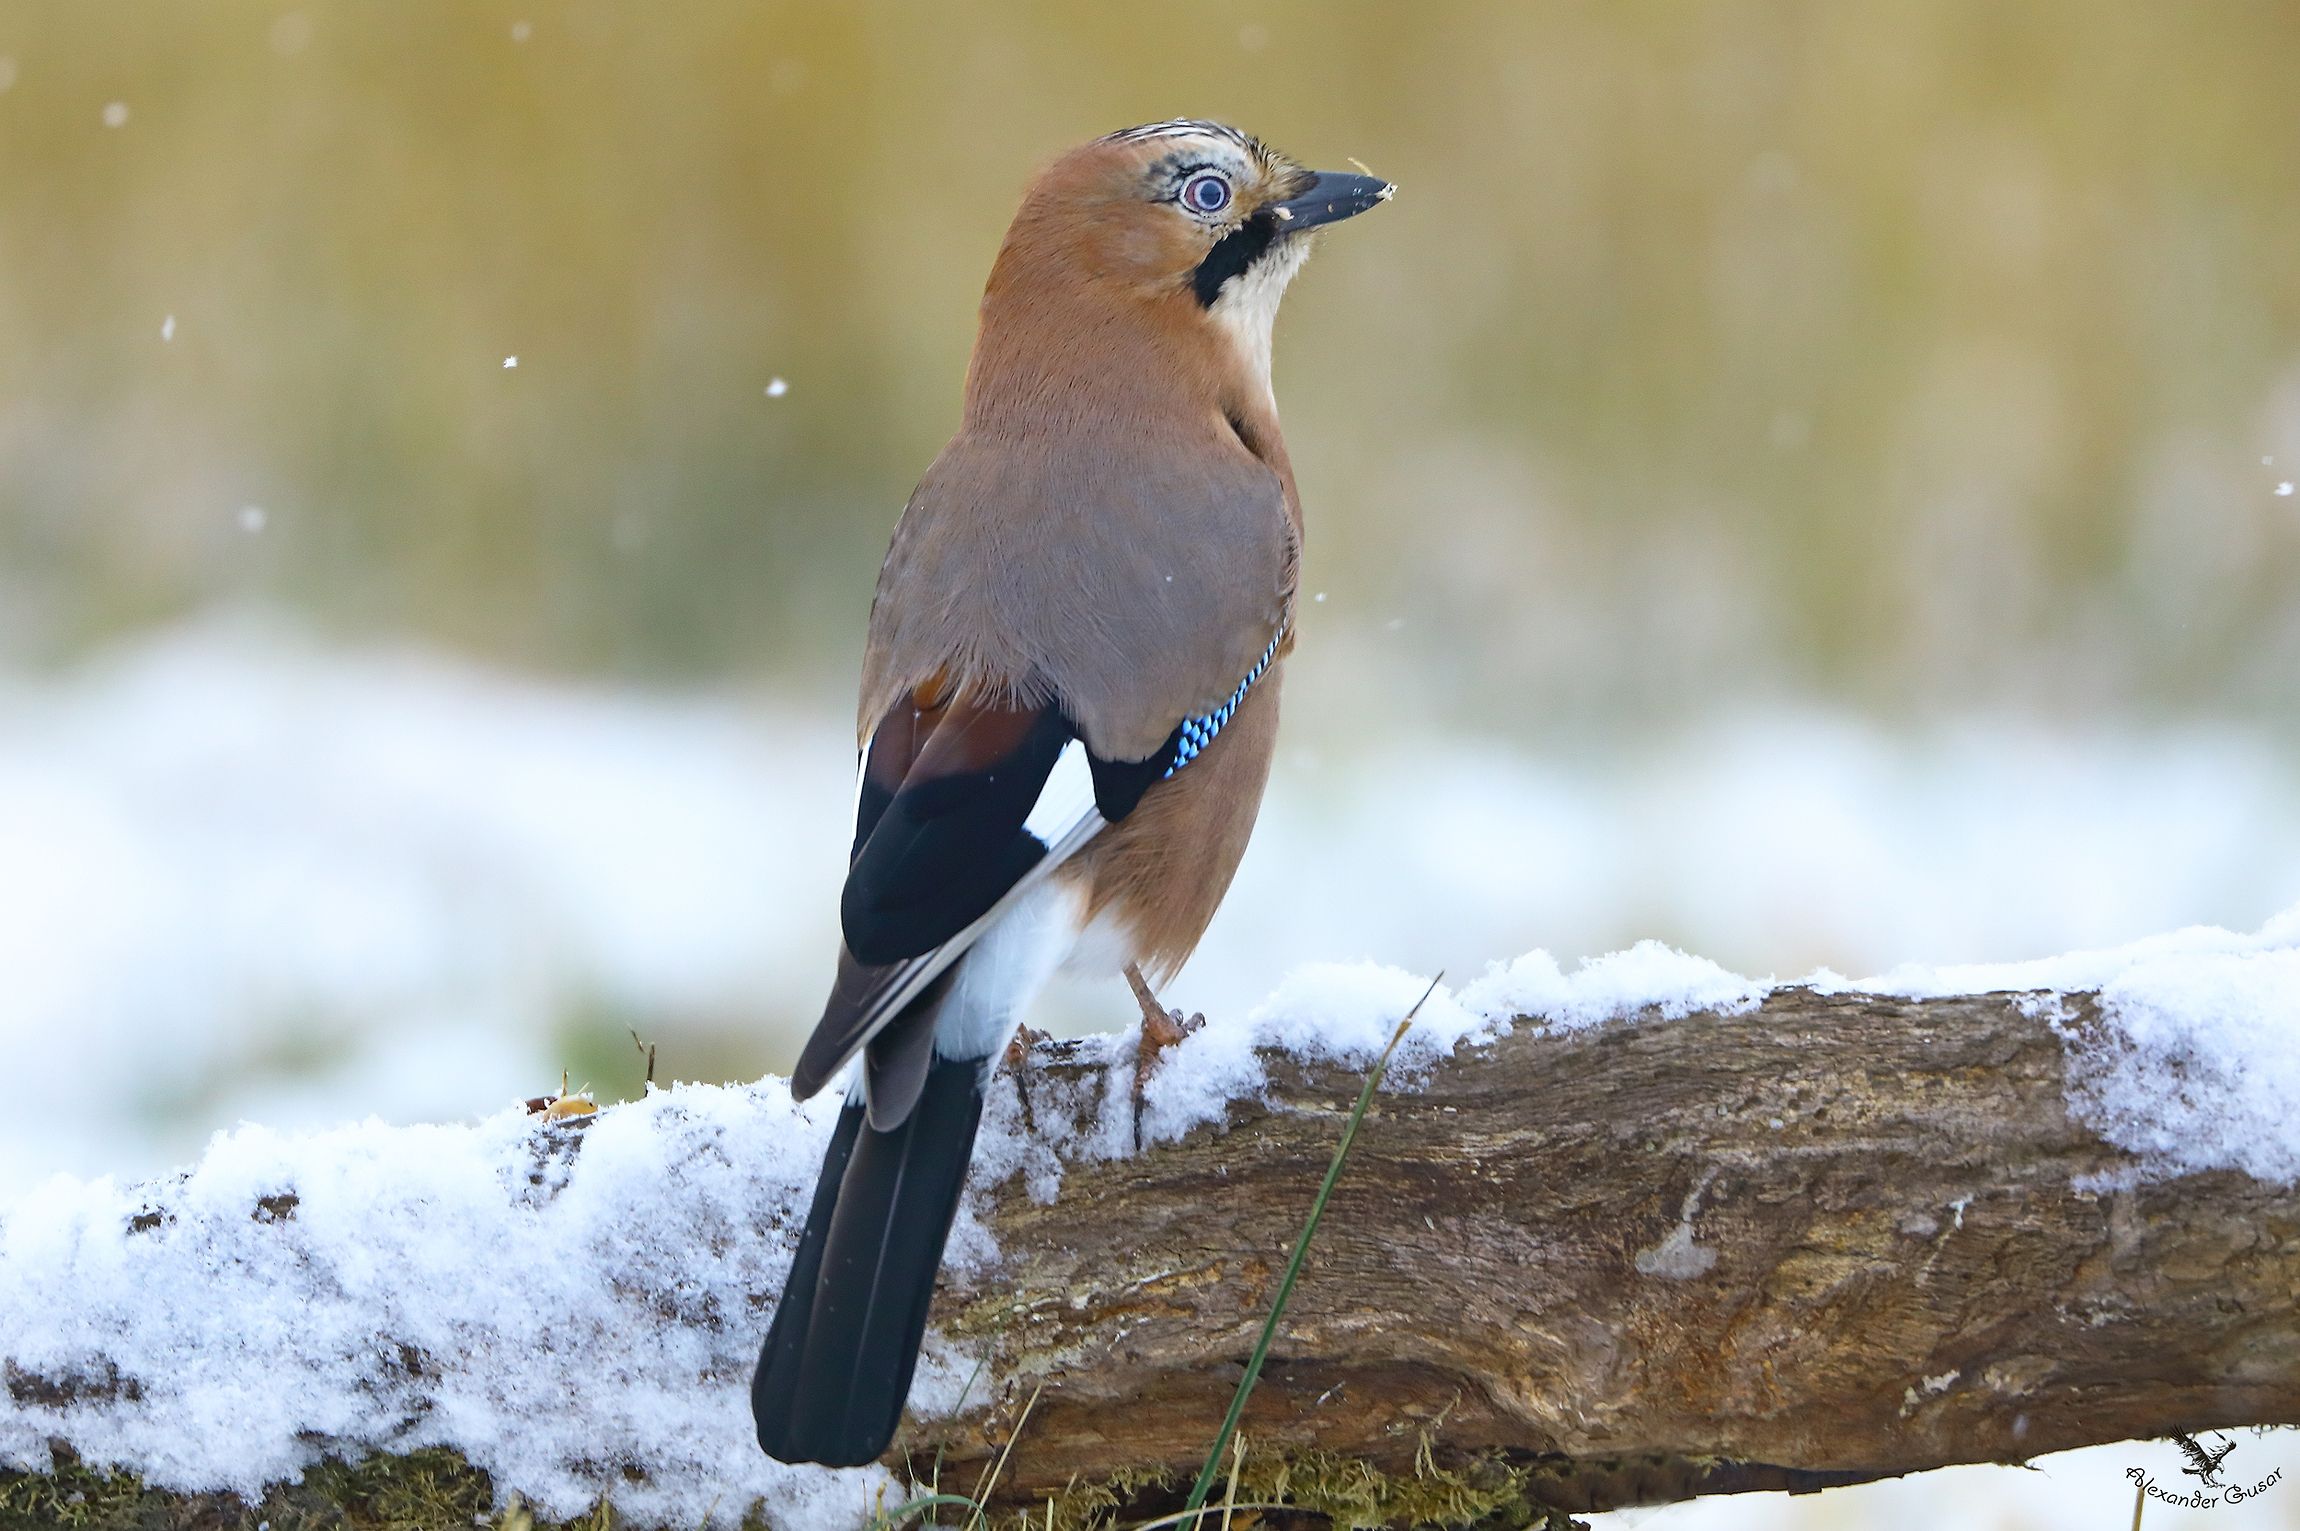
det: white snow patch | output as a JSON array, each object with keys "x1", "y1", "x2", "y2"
[
  {"x1": 1833, "y1": 905, "x2": 2300, "y2": 1000},
  {"x1": 2066, "y1": 946, "x2": 2300, "y2": 1183},
  {"x1": 1823, "y1": 908, "x2": 2300, "y2": 1184},
  {"x1": 0, "y1": 1083, "x2": 893, "y2": 1529},
  {"x1": 1132, "y1": 962, "x2": 1488, "y2": 1147},
  {"x1": 1121, "y1": 944, "x2": 1766, "y2": 1149},
  {"x1": 1462, "y1": 939, "x2": 1770, "y2": 1033}
]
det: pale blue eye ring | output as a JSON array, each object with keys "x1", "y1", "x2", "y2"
[{"x1": 1182, "y1": 173, "x2": 1232, "y2": 214}]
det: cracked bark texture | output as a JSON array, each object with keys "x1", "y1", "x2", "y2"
[{"x1": 910, "y1": 989, "x2": 2300, "y2": 1522}]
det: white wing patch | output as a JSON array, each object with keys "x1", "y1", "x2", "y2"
[
  {"x1": 1023, "y1": 736, "x2": 1099, "y2": 846},
  {"x1": 817, "y1": 742, "x2": 1110, "y2": 1077},
  {"x1": 849, "y1": 741, "x2": 871, "y2": 835}
]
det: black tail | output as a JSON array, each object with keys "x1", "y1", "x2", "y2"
[{"x1": 753, "y1": 1054, "x2": 986, "y2": 1466}]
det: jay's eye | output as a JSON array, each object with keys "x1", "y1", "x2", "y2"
[{"x1": 1181, "y1": 173, "x2": 1232, "y2": 215}]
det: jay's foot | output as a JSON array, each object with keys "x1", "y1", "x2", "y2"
[
  {"x1": 1004, "y1": 1024, "x2": 1051, "y2": 1135},
  {"x1": 1125, "y1": 963, "x2": 1203, "y2": 1149},
  {"x1": 1003, "y1": 1023, "x2": 1051, "y2": 1072}
]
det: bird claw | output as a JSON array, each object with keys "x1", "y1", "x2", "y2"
[
  {"x1": 1125, "y1": 964, "x2": 1202, "y2": 1080},
  {"x1": 1136, "y1": 1005, "x2": 1204, "y2": 1070},
  {"x1": 1004, "y1": 1023, "x2": 1051, "y2": 1072},
  {"x1": 1125, "y1": 965, "x2": 1204, "y2": 1149},
  {"x1": 1005, "y1": 1024, "x2": 1051, "y2": 1137}
]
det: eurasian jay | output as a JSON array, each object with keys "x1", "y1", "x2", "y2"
[{"x1": 751, "y1": 119, "x2": 1391, "y2": 1468}]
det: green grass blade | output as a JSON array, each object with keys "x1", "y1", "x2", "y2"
[
  {"x1": 1176, "y1": 975, "x2": 1442, "y2": 1526},
  {"x1": 963, "y1": 1378, "x2": 1046, "y2": 1530},
  {"x1": 931, "y1": 1349, "x2": 996, "y2": 1501},
  {"x1": 863, "y1": 1492, "x2": 983, "y2": 1531}
]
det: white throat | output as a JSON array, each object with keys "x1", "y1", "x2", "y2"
[{"x1": 1207, "y1": 235, "x2": 1311, "y2": 401}]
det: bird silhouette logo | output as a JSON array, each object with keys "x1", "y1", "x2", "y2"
[{"x1": 2175, "y1": 1431, "x2": 2239, "y2": 1488}]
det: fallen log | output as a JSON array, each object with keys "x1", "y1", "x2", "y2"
[{"x1": 913, "y1": 985, "x2": 2300, "y2": 1525}]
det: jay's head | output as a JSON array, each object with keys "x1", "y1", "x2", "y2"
[{"x1": 981, "y1": 120, "x2": 1391, "y2": 389}]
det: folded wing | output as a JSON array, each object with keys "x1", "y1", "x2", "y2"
[
  {"x1": 791, "y1": 687, "x2": 1115, "y2": 1105},
  {"x1": 790, "y1": 632, "x2": 1284, "y2": 1116}
]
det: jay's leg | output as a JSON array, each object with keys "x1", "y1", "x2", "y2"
[
  {"x1": 1003, "y1": 1023, "x2": 1051, "y2": 1136},
  {"x1": 1125, "y1": 962, "x2": 1203, "y2": 1149}
]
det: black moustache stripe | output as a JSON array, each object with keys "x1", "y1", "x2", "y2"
[{"x1": 1192, "y1": 211, "x2": 1280, "y2": 308}]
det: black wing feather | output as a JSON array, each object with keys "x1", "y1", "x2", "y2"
[{"x1": 839, "y1": 707, "x2": 1072, "y2": 965}]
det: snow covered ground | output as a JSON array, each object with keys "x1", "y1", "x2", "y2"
[
  {"x1": 3, "y1": 619, "x2": 2297, "y2": 1195},
  {"x1": 3, "y1": 915, "x2": 2296, "y2": 1528}
]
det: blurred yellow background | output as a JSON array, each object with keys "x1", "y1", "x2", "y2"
[{"x1": 8, "y1": 1, "x2": 2300, "y2": 722}]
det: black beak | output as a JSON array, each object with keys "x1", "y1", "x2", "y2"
[{"x1": 1269, "y1": 170, "x2": 1394, "y2": 232}]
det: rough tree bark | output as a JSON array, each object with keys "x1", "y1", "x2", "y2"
[{"x1": 910, "y1": 988, "x2": 2300, "y2": 1525}]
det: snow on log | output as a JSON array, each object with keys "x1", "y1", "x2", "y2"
[{"x1": 4, "y1": 914, "x2": 2299, "y2": 1528}]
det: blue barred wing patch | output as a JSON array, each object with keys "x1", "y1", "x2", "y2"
[{"x1": 1165, "y1": 628, "x2": 1284, "y2": 779}]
